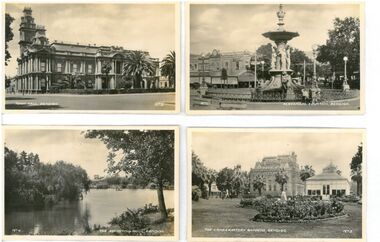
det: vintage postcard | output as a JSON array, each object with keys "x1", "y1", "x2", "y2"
[
  {"x1": 2, "y1": 126, "x2": 179, "y2": 240},
  {"x1": 3, "y1": 3, "x2": 180, "y2": 113},
  {"x1": 186, "y1": 3, "x2": 365, "y2": 114},
  {"x1": 188, "y1": 128, "x2": 366, "y2": 241}
]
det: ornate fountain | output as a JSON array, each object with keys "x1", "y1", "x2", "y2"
[{"x1": 260, "y1": 4, "x2": 304, "y2": 101}]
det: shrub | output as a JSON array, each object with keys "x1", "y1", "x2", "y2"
[
  {"x1": 192, "y1": 186, "x2": 201, "y2": 201},
  {"x1": 109, "y1": 208, "x2": 150, "y2": 230},
  {"x1": 240, "y1": 198, "x2": 254, "y2": 207},
  {"x1": 201, "y1": 184, "x2": 209, "y2": 199}
]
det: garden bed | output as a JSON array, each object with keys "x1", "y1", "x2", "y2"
[{"x1": 242, "y1": 197, "x2": 346, "y2": 223}]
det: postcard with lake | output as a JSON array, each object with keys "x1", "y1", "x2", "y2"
[
  {"x1": 3, "y1": 126, "x2": 179, "y2": 240},
  {"x1": 188, "y1": 128, "x2": 366, "y2": 241},
  {"x1": 187, "y1": 3, "x2": 364, "y2": 114},
  {"x1": 4, "y1": 3, "x2": 179, "y2": 113}
]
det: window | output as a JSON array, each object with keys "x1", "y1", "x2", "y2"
[
  {"x1": 88, "y1": 64, "x2": 93, "y2": 73},
  {"x1": 194, "y1": 64, "x2": 198, "y2": 70},
  {"x1": 73, "y1": 64, "x2": 78, "y2": 73},
  {"x1": 57, "y1": 63, "x2": 62, "y2": 72},
  {"x1": 274, "y1": 184, "x2": 277, "y2": 191},
  {"x1": 225, "y1": 62, "x2": 229, "y2": 68},
  {"x1": 236, "y1": 61, "x2": 240, "y2": 70},
  {"x1": 115, "y1": 61, "x2": 122, "y2": 74},
  {"x1": 323, "y1": 185, "x2": 330, "y2": 195},
  {"x1": 308, "y1": 190, "x2": 312, "y2": 195},
  {"x1": 40, "y1": 61, "x2": 46, "y2": 72}
]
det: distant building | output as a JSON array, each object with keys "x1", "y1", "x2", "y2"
[
  {"x1": 249, "y1": 152, "x2": 305, "y2": 196},
  {"x1": 190, "y1": 49, "x2": 258, "y2": 88},
  {"x1": 306, "y1": 163, "x2": 350, "y2": 200},
  {"x1": 14, "y1": 7, "x2": 160, "y2": 93}
]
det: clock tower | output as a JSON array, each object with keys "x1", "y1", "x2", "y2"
[{"x1": 19, "y1": 7, "x2": 37, "y2": 55}]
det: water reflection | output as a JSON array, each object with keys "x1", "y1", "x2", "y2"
[{"x1": 5, "y1": 189, "x2": 174, "y2": 235}]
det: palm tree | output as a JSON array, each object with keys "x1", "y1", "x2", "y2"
[
  {"x1": 300, "y1": 165, "x2": 315, "y2": 194},
  {"x1": 251, "y1": 175, "x2": 265, "y2": 196},
  {"x1": 275, "y1": 169, "x2": 289, "y2": 192},
  {"x1": 123, "y1": 51, "x2": 155, "y2": 89},
  {"x1": 160, "y1": 51, "x2": 176, "y2": 88}
]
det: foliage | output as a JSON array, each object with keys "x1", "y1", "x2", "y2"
[
  {"x1": 84, "y1": 130, "x2": 174, "y2": 220},
  {"x1": 4, "y1": 146, "x2": 90, "y2": 210},
  {"x1": 350, "y1": 143, "x2": 363, "y2": 196},
  {"x1": 300, "y1": 165, "x2": 316, "y2": 182},
  {"x1": 216, "y1": 167, "x2": 234, "y2": 193},
  {"x1": 192, "y1": 151, "x2": 217, "y2": 198},
  {"x1": 275, "y1": 169, "x2": 289, "y2": 192},
  {"x1": 251, "y1": 175, "x2": 265, "y2": 195},
  {"x1": 250, "y1": 197, "x2": 345, "y2": 222},
  {"x1": 160, "y1": 51, "x2": 176, "y2": 88},
  {"x1": 5, "y1": 13, "x2": 15, "y2": 65},
  {"x1": 123, "y1": 51, "x2": 155, "y2": 89},
  {"x1": 316, "y1": 17, "x2": 360, "y2": 77},
  {"x1": 109, "y1": 208, "x2": 150, "y2": 231},
  {"x1": 192, "y1": 186, "x2": 201, "y2": 201}
]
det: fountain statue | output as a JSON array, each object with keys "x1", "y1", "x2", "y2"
[{"x1": 260, "y1": 4, "x2": 304, "y2": 100}]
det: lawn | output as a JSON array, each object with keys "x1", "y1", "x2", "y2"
[{"x1": 192, "y1": 198, "x2": 362, "y2": 238}]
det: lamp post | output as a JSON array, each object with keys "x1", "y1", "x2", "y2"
[
  {"x1": 343, "y1": 56, "x2": 348, "y2": 86},
  {"x1": 200, "y1": 54, "x2": 206, "y2": 87},
  {"x1": 312, "y1": 44, "x2": 318, "y2": 86}
]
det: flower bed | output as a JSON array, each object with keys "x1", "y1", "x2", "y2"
[{"x1": 248, "y1": 197, "x2": 345, "y2": 223}]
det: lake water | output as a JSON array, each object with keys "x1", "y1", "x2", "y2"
[{"x1": 5, "y1": 189, "x2": 174, "y2": 235}]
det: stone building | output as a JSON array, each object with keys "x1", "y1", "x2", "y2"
[
  {"x1": 14, "y1": 7, "x2": 160, "y2": 93},
  {"x1": 190, "y1": 49, "x2": 258, "y2": 88},
  {"x1": 249, "y1": 152, "x2": 305, "y2": 196},
  {"x1": 306, "y1": 163, "x2": 350, "y2": 200}
]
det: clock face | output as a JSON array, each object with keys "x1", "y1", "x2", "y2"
[{"x1": 212, "y1": 49, "x2": 218, "y2": 56}]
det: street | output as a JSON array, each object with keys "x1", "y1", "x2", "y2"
[{"x1": 5, "y1": 93, "x2": 176, "y2": 111}]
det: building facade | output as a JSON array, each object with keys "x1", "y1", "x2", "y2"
[
  {"x1": 306, "y1": 163, "x2": 350, "y2": 200},
  {"x1": 15, "y1": 7, "x2": 160, "y2": 93},
  {"x1": 190, "y1": 49, "x2": 258, "y2": 88},
  {"x1": 249, "y1": 152, "x2": 305, "y2": 196}
]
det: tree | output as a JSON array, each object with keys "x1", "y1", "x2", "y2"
[
  {"x1": 350, "y1": 143, "x2": 363, "y2": 196},
  {"x1": 289, "y1": 47, "x2": 313, "y2": 78},
  {"x1": 316, "y1": 17, "x2": 360, "y2": 78},
  {"x1": 300, "y1": 165, "x2": 315, "y2": 182},
  {"x1": 123, "y1": 51, "x2": 155, "y2": 89},
  {"x1": 216, "y1": 167, "x2": 234, "y2": 193},
  {"x1": 275, "y1": 169, "x2": 289, "y2": 192},
  {"x1": 221, "y1": 68, "x2": 228, "y2": 88},
  {"x1": 191, "y1": 152, "x2": 216, "y2": 198},
  {"x1": 255, "y1": 43, "x2": 272, "y2": 80},
  {"x1": 5, "y1": 13, "x2": 15, "y2": 65},
  {"x1": 84, "y1": 130, "x2": 174, "y2": 220},
  {"x1": 160, "y1": 51, "x2": 176, "y2": 88},
  {"x1": 251, "y1": 175, "x2": 265, "y2": 196},
  {"x1": 101, "y1": 62, "x2": 112, "y2": 89}
]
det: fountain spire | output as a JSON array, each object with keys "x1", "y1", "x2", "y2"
[{"x1": 277, "y1": 4, "x2": 286, "y2": 31}]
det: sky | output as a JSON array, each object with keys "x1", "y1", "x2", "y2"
[
  {"x1": 5, "y1": 3, "x2": 176, "y2": 76},
  {"x1": 191, "y1": 130, "x2": 363, "y2": 180},
  {"x1": 4, "y1": 129, "x2": 112, "y2": 178},
  {"x1": 190, "y1": 4, "x2": 360, "y2": 55}
]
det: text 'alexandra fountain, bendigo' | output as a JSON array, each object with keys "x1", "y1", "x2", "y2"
[{"x1": 261, "y1": 4, "x2": 304, "y2": 100}]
